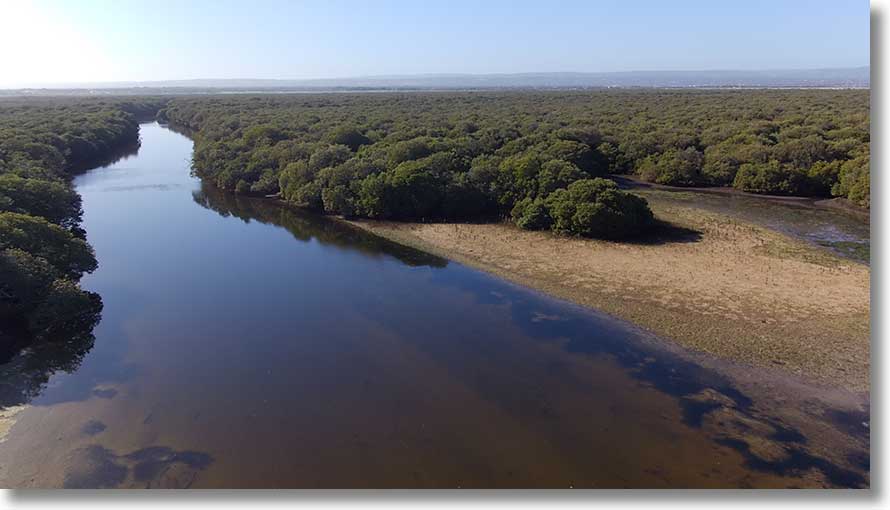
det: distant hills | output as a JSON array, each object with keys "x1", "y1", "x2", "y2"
[{"x1": 3, "y1": 67, "x2": 870, "y2": 95}]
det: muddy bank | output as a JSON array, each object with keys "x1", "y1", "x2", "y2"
[
  {"x1": 612, "y1": 177, "x2": 870, "y2": 265},
  {"x1": 347, "y1": 202, "x2": 870, "y2": 393}
]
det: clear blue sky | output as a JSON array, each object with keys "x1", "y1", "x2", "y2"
[{"x1": 2, "y1": 0, "x2": 870, "y2": 86}]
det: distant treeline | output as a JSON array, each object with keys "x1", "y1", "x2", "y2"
[
  {"x1": 1, "y1": 97, "x2": 166, "y2": 356},
  {"x1": 160, "y1": 90, "x2": 869, "y2": 238}
]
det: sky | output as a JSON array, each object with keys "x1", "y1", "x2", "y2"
[{"x1": 0, "y1": 0, "x2": 870, "y2": 87}]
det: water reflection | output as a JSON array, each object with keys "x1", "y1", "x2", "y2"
[
  {"x1": 0, "y1": 304, "x2": 100, "y2": 408},
  {"x1": 63, "y1": 444, "x2": 213, "y2": 489},
  {"x1": 192, "y1": 181, "x2": 448, "y2": 269},
  {"x1": 425, "y1": 268, "x2": 870, "y2": 487},
  {"x1": 69, "y1": 140, "x2": 142, "y2": 175},
  {"x1": 194, "y1": 182, "x2": 868, "y2": 487},
  {"x1": 0, "y1": 133, "x2": 142, "y2": 406}
]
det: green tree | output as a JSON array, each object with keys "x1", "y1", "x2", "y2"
[
  {"x1": 832, "y1": 155, "x2": 870, "y2": 207},
  {"x1": 637, "y1": 147, "x2": 704, "y2": 186},
  {"x1": 0, "y1": 212, "x2": 97, "y2": 279},
  {"x1": 327, "y1": 126, "x2": 371, "y2": 152},
  {"x1": 511, "y1": 197, "x2": 552, "y2": 230},
  {"x1": 545, "y1": 178, "x2": 654, "y2": 239},
  {"x1": 27, "y1": 279, "x2": 102, "y2": 341},
  {"x1": 321, "y1": 185, "x2": 357, "y2": 217},
  {"x1": 732, "y1": 160, "x2": 812, "y2": 195},
  {"x1": 0, "y1": 174, "x2": 83, "y2": 229},
  {"x1": 0, "y1": 248, "x2": 58, "y2": 321}
]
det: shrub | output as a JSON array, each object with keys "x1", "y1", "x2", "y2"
[
  {"x1": 308, "y1": 145, "x2": 352, "y2": 172},
  {"x1": 0, "y1": 212, "x2": 97, "y2": 279},
  {"x1": 832, "y1": 155, "x2": 870, "y2": 207},
  {"x1": 327, "y1": 126, "x2": 371, "y2": 152},
  {"x1": 27, "y1": 279, "x2": 102, "y2": 341},
  {"x1": 732, "y1": 160, "x2": 813, "y2": 195},
  {"x1": 636, "y1": 147, "x2": 705, "y2": 186},
  {"x1": 0, "y1": 174, "x2": 83, "y2": 229},
  {"x1": 545, "y1": 178, "x2": 655, "y2": 239},
  {"x1": 544, "y1": 139, "x2": 598, "y2": 175},
  {"x1": 0, "y1": 248, "x2": 57, "y2": 320},
  {"x1": 537, "y1": 160, "x2": 585, "y2": 197},
  {"x1": 511, "y1": 197, "x2": 552, "y2": 231},
  {"x1": 321, "y1": 185, "x2": 357, "y2": 217}
]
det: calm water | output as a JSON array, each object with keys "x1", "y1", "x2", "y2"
[{"x1": 0, "y1": 123, "x2": 869, "y2": 488}]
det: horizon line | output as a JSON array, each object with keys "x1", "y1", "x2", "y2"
[{"x1": 1, "y1": 65, "x2": 871, "y2": 89}]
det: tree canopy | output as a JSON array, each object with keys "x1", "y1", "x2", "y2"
[
  {"x1": 1, "y1": 97, "x2": 165, "y2": 347},
  {"x1": 160, "y1": 90, "x2": 869, "y2": 232}
]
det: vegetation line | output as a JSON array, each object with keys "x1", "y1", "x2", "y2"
[
  {"x1": 1, "y1": 98, "x2": 166, "y2": 359},
  {"x1": 159, "y1": 89, "x2": 869, "y2": 235}
]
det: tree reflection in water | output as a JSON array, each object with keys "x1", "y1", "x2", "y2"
[
  {"x1": 0, "y1": 301, "x2": 101, "y2": 408},
  {"x1": 191, "y1": 181, "x2": 448, "y2": 269}
]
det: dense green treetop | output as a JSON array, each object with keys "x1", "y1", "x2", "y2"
[{"x1": 160, "y1": 90, "x2": 869, "y2": 222}]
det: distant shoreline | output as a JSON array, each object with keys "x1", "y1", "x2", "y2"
[
  {"x1": 1, "y1": 66, "x2": 870, "y2": 95},
  {"x1": 0, "y1": 85, "x2": 871, "y2": 98}
]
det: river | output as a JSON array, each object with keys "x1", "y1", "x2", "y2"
[{"x1": 0, "y1": 123, "x2": 869, "y2": 488}]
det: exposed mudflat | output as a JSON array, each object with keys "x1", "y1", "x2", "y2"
[{"x1": 348, "y1": 201, "x2": 870, "y2": 393}]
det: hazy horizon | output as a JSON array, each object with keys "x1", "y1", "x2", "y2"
[
  {"x1": 1, "y1": 0, "x2": 869, "y2": 88},
  {"x1": 2, "y1": 66, "x2": 870, "y2": 88}
]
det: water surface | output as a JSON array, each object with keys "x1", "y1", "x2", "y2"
[{"x1": 0, "y1": 123, "x2": 869, "y2": 488}]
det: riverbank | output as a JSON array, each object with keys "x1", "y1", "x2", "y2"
[{"x1": 348, "y1": 200, "x2": 870, "y2": 393}]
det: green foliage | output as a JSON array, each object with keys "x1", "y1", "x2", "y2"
[
  {"x1": 732, "y1": 160, "x2": 811, "y2": 195},
  {"x1": 1, "y1": 245, "x2": 100, "y2": 342},
  {"x1": 0, "y1": 174, "x2": 82, "y2": 229},
  {"x1": 321, "y1": 185, "x2": 356, "y2": 217},
  {"x1": 511, "y1": 178, "x2": 654, "y2": 239},
  {"x1": 0, "y1": 212, "x2": 97, "y2": 279},
  {"x1": 327, "y1": 126, "x2": 371, "y2": 151},
  {"x1": 511, "y1": 197, "x2": 552, "y2": 230},
  {"x1": 356, "y1": 173, "x2": 388, "y2": 218},
  {"x1": 832, "y1": 154, "x2": 870, "y2": 208},
  {"x1": 0, "y1": 248, "x2": 58, "y2": 321},
  {"x1": 373, "y1": 158, "x2": 446, "y2": 220},
  {"x1": 597, "y1": 142, "x2": 631, "y2": 174},
  {"x1": 701, "y1": 140, "x2": 769, "y2": 185},
  {"x1": 544, "y1": 139, "x2": 598, "y2": 174},
  {"x1": 537, "y1": 159, "x2": 586, "y2": 197},
  {"x1": 0, "y1": 97, "x2": 157, "y2": 344},
  {"x1": 309, "y1": 144, "x2": 353, "y2": 172},
  {"x1": 543, "y1": 178, "x2": 655, "y2": 239},
  {"x1": 26, "y1": 279, "x2": 102, "y2": 342},
  {"x1": 161, "y1": 90, "x2": 869, "y2": 217},
  {"x1": 242, "y1": 124, "x2": 286, "y2": 147},
  {"x1": 386, "y1": 137, "x2": 439, "y2": 166},
  {"x1": 637, "y1": 147, "x2": 705, "y2": 186},
  {"x1": 807, "y1": 160, "x2": 843, "y2": 193}
]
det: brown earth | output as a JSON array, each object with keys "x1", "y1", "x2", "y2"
[{"x1": 348, "y1": 201, "x2": 870, "y2": 393}]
